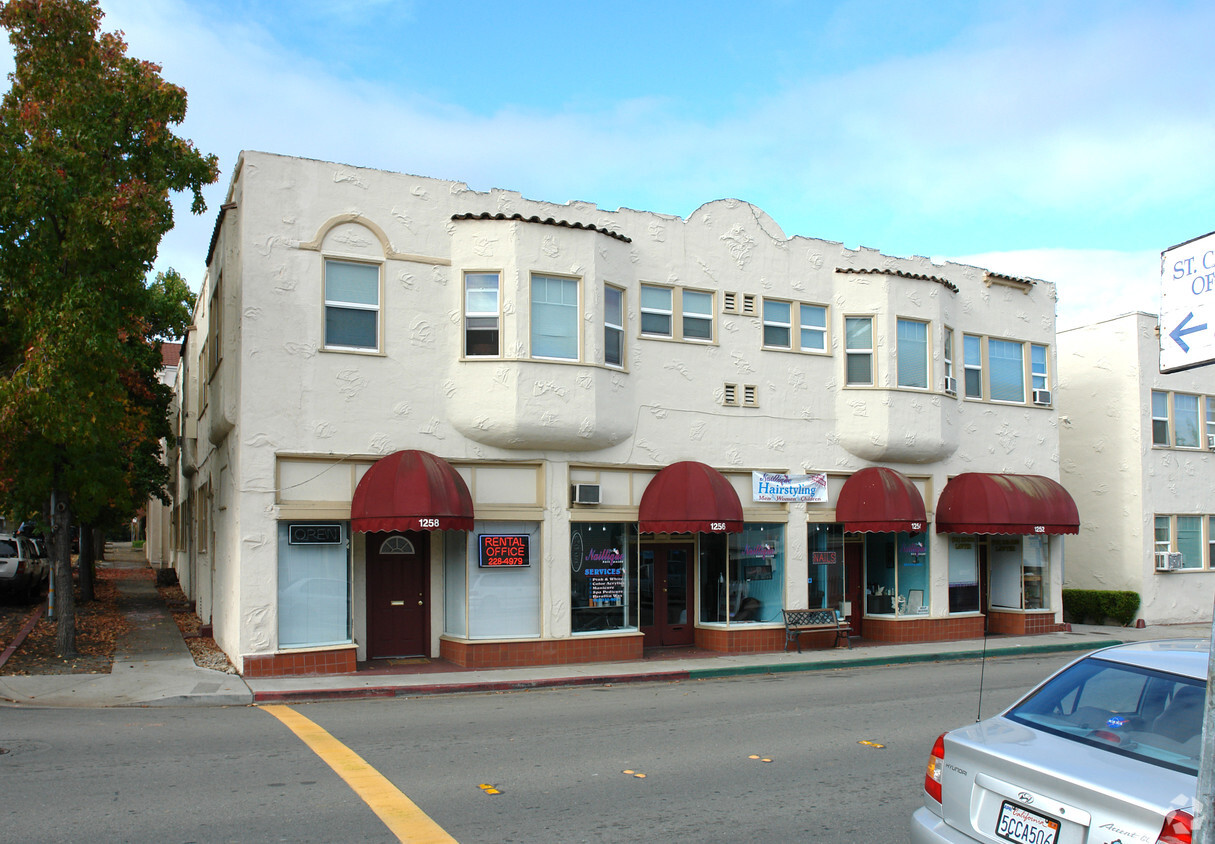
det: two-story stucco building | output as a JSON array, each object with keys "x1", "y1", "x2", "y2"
[
  {"x1": 166, "y1": 151, "x2": 1078, "y2": 677},
  {"x1": 1059, "y1": 311, "x2": 1215, "y2": 624}
]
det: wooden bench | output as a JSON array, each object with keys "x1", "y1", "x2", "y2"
[{"x1": 782, "y1": 608, "x2": 851, "y2": 652}]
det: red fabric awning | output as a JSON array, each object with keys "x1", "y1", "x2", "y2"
[
  {"x1": 935, "y1": 473, "x2": 1079, "y2": 535},
  {"x1": 350, "y1": 450, "x2": 474, "y2": 533},
  {"x1": 835, "y1": 467, "x2": 928, "y2": 533},
  {"x1": 638, "y1": 461, "x2": 743, "y2": 534}
]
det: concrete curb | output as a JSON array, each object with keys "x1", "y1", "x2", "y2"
[{"x1": 249, "y1": 639, "x2": 1119, "y2": 706}]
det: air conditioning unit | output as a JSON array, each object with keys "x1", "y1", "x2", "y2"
[
  {"x1": 943, "y1": 376, "x2": 957, "y2": 396},
  {"x1": 1032, "y1": 389, "x2": 1052, "y2": 406},
  {"x1": 571, "y1": 483, "x2": 601, "y2": 505},
  {"x1": 1155, "y1": 552, "x2": 1184, "y2": 571},
  {"x1": 1207, "y1": 433, "x2": 1215, "y2": 450}
]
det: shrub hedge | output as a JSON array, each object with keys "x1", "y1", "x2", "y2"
[{"x1": 1062, "y1": 589, "x2": 1140, "y2": 627}]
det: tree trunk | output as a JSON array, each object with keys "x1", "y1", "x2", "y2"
[
  {"x1": 50, "y1": 489, "x2": 76, "y2": 657},
  {"x1": 78, "y1": 524, "x2": 95, "y2": 603}
]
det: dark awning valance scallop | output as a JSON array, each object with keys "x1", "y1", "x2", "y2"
[
  {"x1": 350, "y1": 450, "x2": 474, "y2": 533},
  {"x1": 935, "y1": 473, "x2": 1079, "y2": 536},
  {"x1": 638, "y1": 461, "x2": 744, "y2": 534},
  {"x1": 835, "y1": 466, "x2": 928, "y2": 533}
]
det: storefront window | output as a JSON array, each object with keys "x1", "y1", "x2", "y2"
[
  {"x1": 570, "y1": 523, "x2": 638, "y2": 634},
  {"x1": 948, "y1": 537, "x2": 980, "y2": 613},
  {"x1": 727, "y1": 524, "x2": 785, "y2": 623},
  {"x1": 990, "y1": 535, "x2": 1051, "y2": 610},
  {"x1": 277, "y1": 522, "x2": 351, "y2": 648},
  {"x1": 468, "y1": 521, "x2": 541, "y2": 638},
  {"x1": 864, "y1": 532, "x2": 929, "y2": 615},
  {"x1": 699, "y1": 534, "x2": 728, "y2": 623},
  {"x1": 807, "y1": 524, "x2": 844, "y2": 610}
]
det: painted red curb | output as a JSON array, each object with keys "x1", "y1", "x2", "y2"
[
  {"x1": 251, "y1": 669, "x2": 694, "y2": 704},
  {"x1": 0, "y1": 605, "x2": 45, "y2": 670}
]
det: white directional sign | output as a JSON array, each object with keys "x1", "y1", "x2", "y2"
[{"x1": 1161, "y1": 230, "x2": 1215, "y2": 372}]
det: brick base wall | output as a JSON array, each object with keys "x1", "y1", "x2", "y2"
[
  {"x1": 861, "y1": 614, "x2": 986, "y2": 643},
  {"x1": 988, "y1": 610, "x2": 1065, "y2": 635},
  {"x1": 243, "y1": 646, "x2": 359, "y2": 678},
  {"x1": 696, "y1": 626, "x2": 790, "y2": 652},
  {"x1": 440, "y1": 635, "x2": 644, "y2": 669}
]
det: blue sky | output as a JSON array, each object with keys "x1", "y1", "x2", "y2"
[{"x1": 6, "y1": 0, "x2": 1214, "y2": 328}]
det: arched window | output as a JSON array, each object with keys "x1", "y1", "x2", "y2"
[{"x1": 380, "y1": 535, "x2": 416, "y2": 555}]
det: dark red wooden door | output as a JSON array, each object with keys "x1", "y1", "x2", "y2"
[
  {"x1": 366, "y1": 532, "x2": 429, "y2": 658},
  {"x1": 640, "y1": 543, "x2": 695, "y2": 647}
]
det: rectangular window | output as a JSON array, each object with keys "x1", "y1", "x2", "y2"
[
  {"x1": 1031, "y1": 344, "x2": 1048, "y2": 391},
  {"x1": 277, "y1": 522, "x2": 351, "y2": 648},
  {"x1": 725, "y1": 524, "x2": 785, "y2": 624},
  {"x1": 640, "y1": 284, "x2": 672, "y2": 337},
  {"x1": 963, "y1": 334, "x2": 983, "y2": 398},
  {"x1": 1207, "y1": 397, "x2": 1215, "y2": 440},
  {"x1": 1175, "y1": 393, "x2": 1201, "y2": 447},
  {"x1": 943, "y1": 329, "x2": 954, "y2": 386},
  {"x1": 681, "y1": 289, "x2": 714, "y2": 341},
  {"x1": 948, "y1": 536, "x2": 980, "y2": 613},
  {"x1": 324, "y1": 259, "x2": 380, "y2": 350},
  {"x1": 604, "y1": 284, "x2": 624, "y2": 367},
  {"x1": 530, "y1": 274, "x2": 579, "y2": 360},
  {"x1": 763, "y1": 299, "x2": 792, "y2": 348},
  {"x1": 467, "y1": 521, "x2": 541, "y2": 637},
  {"x1": 571, "y1": 523, "x2": 638, "y2": 633},
  {"x1": 1177, "y1": 515, "x2": 1203, "y2": 569},
  {"x1": 989, "y1": 339, "x2": 1025, "y2": 402},
  {"x1": 897, "y1": 318, "x2": 929, "y2": 389},
  {"x1": 800, "y1": 304, "x2": 827, "y2": 351},
  {"x1": 845, "y1": 316, "x2": 873, "y2": 385},
  {"x1": 1152, "y1": 391, "x2": 1170, "y2": 446},
  {"x1": 807, "y1": 524, "x2": 844, "y2": 611},
  {"x1": 464, "y1": 272, "x2": 500, "y2": 357},
  {"x1": 1209, "y1": 517, "x2": 1215, "y2": 568},
  {"x1": 1155, "y1": 515, "x2": 1171, "y2": 557}
]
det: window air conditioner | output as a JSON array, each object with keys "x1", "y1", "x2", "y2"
[
  {"x1": 1207, "y1": 434, "x2": 1215, "y2": 450},
  {"x1": 1032, "y1": 389, "x2": 1052, "y2": 406},
  {"x1": 1156, "y1": 552, "x2": 1184, "y2": 571},
  {"x1": 571, "y1": 483, "x2": 601, "y2": 505},
  {"x1": 943, "y1": 376, "x2": 957, "y2": 396}
]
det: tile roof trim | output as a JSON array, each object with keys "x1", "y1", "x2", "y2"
[
  {"x1": 835, "y1": 266, "x2": 960, "y2": 293},
  {"x1": 451, "y1": 212, "x2": 631, "y2": 243}
]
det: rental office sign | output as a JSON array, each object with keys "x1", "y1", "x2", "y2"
[{"x1": 1161, "y1": 230, "x2": 1215, "y2": 372}]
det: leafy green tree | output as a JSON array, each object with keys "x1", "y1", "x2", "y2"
[{"x1": 0, "y1": 0, "x2": 217, "y2": 655}]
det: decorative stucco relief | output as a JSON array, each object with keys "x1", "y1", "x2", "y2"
[
  {"x1": 806, "y1": 252, "x2": 824, "y2": 271},
  {"x1": 441, "y1": 379, "x2": 458, "y2": 398},
  {"x1": 244, "y1": 307, "x2": 263, "y2": 321},
  {"x1": 575, "y1": 371, "x2": 593, "y2": 390},
  {"x1": 541, "y1": 235, "x2": 560, "y2": 258},
  {"x1": 332, "y1": 169, "x2": 369, "y2": 189},
  {"x1": 664, "y1": 360, "x2": 694, "y2": 380},
  {"x1": 846, "y1": 399, "x2": 869, "y2": 417},
  {"x1": 649, "y1": 222, "x2": 666, "y2": 242},
  {"x1": 730, "y1": 352, "x2": 755, "y2": 375},
  {"x1": 577, "y1": 419, "x2": 596, "y2": 439},
  {"x1": 336, "y1": 369, "x2": 366, "y2": 400},
  {"x1": 786, "y1": 367, "x2": 807, "y2": 391},
  {"x1": 766, "y1": 437, "x2": 786, "y2": 452},
  {"x1": 390, "y1": 208, "x2": 413, "y2": 231},
  {"x1": 533, "y1": 380, "x2": 569, "y2": 399},
  {"x1": 284, "y1": 342, "x2": 316, "y2": 359},
  {"x1": 245, "y1": 604, "x2": 271, "y2": 651},
  {"x1": 471, "y1": 415, "x2": 495, "y2": 433},
  {"x1": 720, "y1": 226, "x2": 755, "y2": 269},
  {"x1": 635, "y1": 438, "x2": 662, "y2": 462},
  {"x1": 314, "y1": 421, "x2": 336, "y2": 439},
  {"x1": 392, "y1": 401, "x2": 412, "y2": 417},
  {"x1": 430, "y1": 265, "x2": 447, "y2": 286},
  {"x1": 256, "y1": 235, "x2": 285, "y2": 258},
  {"x1": 246, "y1": 432, "x2": 276, "y2": 448},
  {"x1": 410, "y1": 185, "x2": 429, "y2": 201},
  {"x1": 725, "y1": 446, "x2": 743, "y2": 465},
  {"x1": 690, "y1": 421, "x2": 707, "y2": 441},
  {"x1": 648, "y1": 406, "x2": 667, "y2": 420},
  {"x1": 472, "y1": 237, "x2": 497, "y2": 257},
  {"x1": 330, "y1": 228, "x2": 373, "y2": 249},
  {"x1": 495, "y1": 193, "x2": 513, "y2": 214},
  {"x1": 409, "y1": 317, "x2": 435, "y2": 347},
  {"x1": 420, "y1": 417, "x2": 446, "y2": 439},
  {"x1": 369, "y1": 434, "x2": 393, "y2": 454}
]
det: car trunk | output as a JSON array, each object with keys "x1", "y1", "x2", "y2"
[{"x1": 940, "y1": 717, "x2": 1193, "y2": 844}]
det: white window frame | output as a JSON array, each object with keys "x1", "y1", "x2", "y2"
[
  {"x1": 799, "y1": 303, "x2": 828, "y2": 352},
  {"x1": 1031, "y1": 343, "x2": 1049, "y2": 392},
  {"x1": 896, "y1": 317, "x2": 930, "y2": 390},
  {"x1": 762, "y1": 299, "x2": 793, "y2": 349},
  {"x1": 640, "y1": 284, "x2": 673, "y2": 338},
  {"x1": 680, "y1": 288, "x2": 714, "y2": 342},
  {"x1": 1152, "y1": 390, "x2": 1171, "y2": 446},
  {"x1": 963, "y1": 334, "x2": 983, "y2": 399},
  {"x1": 844, "y1": 315, "x2": 874, "y2": 386},
  {"x1": 988, "y1": 337, "x2": 1025, "y2": 403},
  {"x1": 530, "y1": 273, "x2": 581, "y2": 361},
  {"x1": 604, "y1": 283, "x2": 625, "y2": 368},
  {"x1": 463, "y1": 271, "x2": 501, "y2": 358}
]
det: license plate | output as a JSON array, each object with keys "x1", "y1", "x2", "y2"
[{"x1": 995, "y1": 800, "x2": 1059, "y2": 844}]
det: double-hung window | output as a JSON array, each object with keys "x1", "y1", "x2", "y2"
[
  {"x1": 324, "y1": 259, "x2": 380, "y2": 351},
  {"x1": 604, "y1": 284, "x2": 624, "y2": 367},
  {"x1": 844, "y1": 316, "x2": 873, "y2": 385},
  {"x1": 640, "y1": 284, "x2": 673, "y2": 337},
  {"x1": 988, "y1": 339, "x2": 1024, "y2": 402},
  {"x1": 464, "y1": 272, "x2": 500, "y2": 357},
  {"x1": 1031, "y1": 344, "x2": 1048, "y2": 393},
  {"x1": 963, "y1": 334, "x2": 983, "y2": 398},
  {"x1": 800, "y1": 304, "x2": 827, "y2": 351},
  {"x1": 763, "y1": 300, "x2": 792, "y2": 348},
  {"x1": 896, "y1": 318, "x2": 929, "y2": 389},
  {"x1": 943, "y1": 329, "x2": 955, "y2": 393},
  {"x1": 1152, "y1": 391, "x2": 1170, "y2": 446},
  {"x1": 681, "y1": 289, "x2": 714, "y2": 341},
  {"x1": 531, "y1": 274, "x2": 579, "y2": 360}
]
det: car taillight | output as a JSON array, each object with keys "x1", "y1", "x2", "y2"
[
  {"x1": 1158, "y1": 809, "x2": 1193, "y2": 844},
  {"x1": 924, "y1": 732, "x2": 946, "y2": 804}
]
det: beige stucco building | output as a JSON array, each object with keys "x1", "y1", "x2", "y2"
[
  {"x1": 1059, "y1": 311, "x2": 1215, "y2": 624},
  {"x1": 166, "y1": 151, "x2": 1078, "y2": 677}
]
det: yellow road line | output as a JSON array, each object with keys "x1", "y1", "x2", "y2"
[{"x1": 262, "y1": 704, "x2": 458, "y2": 843}]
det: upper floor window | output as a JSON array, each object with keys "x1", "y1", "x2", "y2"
[
  {"x1": 531, "y1": 274, "x2": 580, "y2": 360},
  {"x1": 800, "y1": 304, "x2": 827, "y2": 351},
  {"x1": 1175, "y1": 393, "x2": 1201, "y2": 448},
  {"x1": 464, "y1": 272, "x2": 500, "y2": 357},
  {"x1": 963, "y1": 334, "x2": 983, "y2": 398},
  {"x1": 681, "y1": 289, "x2": 714, "y2": 341},
  {"x1": 1031, "y1": 344, "x2": 1049, "y2": 393},
  {"x1": 943, "y1": 328, "x2": 955, "y2": 392},
  {"x1": 763, "y1": 299, "x2": 827, "y2": 353},
  {"x1": 640, "y1": 284, "x2": 715, "y2": 342},
  {"x1": 1157, "y1": 514, "x2": 1206, "y2": 570},
  {"x1": 324, "y1": 259, "x2": 380, "y2": 351},
  {"x1": 896, "y1": 318, "x2": 929, "y2": 389},
  {"x1": 1152, "y1": 391, "x2": 1170, "y2": 446},
  {"x1": 988, "y1": 339, "x2": 1024, "y2": 402},
  {"x1": 604, "y1": 284, "x2": 624, "y2": 368},
  {"x1": 845, "y1": 316, "x2": 873, "y2": 386},
  {"x1": 640, "y1": 284, "x2": 672, "y2": 337},
  {"x1": 763, "y1": 299, "x2": 792, "y2": 348}
]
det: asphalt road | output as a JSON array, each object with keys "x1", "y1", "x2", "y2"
[{"x1": 0, "y1": 651, "x2": 1081, "y2": 843}]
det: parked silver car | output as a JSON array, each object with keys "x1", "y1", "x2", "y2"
[
  {"x1": 912, "y1": 639, "x2": 1203, "y2": 844},
  {"x1": 0, "y1": 532, "x2": 49, "y2": 601}
]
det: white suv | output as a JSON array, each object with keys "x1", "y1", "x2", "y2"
[{"x1": 0, "y1": 532, "x2": 49, "y2": 602}]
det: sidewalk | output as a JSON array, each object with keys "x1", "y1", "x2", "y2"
[{"x1": 0, "y1": 551, "x2": 1209, "y2": 707}]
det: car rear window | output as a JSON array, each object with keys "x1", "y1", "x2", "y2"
[
  {"x1": 1007, "y1": 656, "x2": 1203, "y2": 775},
  {"x1": 0, "y1": 539, "x2": 18, "y2": 557}
]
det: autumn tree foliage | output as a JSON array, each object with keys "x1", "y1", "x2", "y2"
[{"x1": 0, "y1": 0, "x2": 217, "y2": 655}]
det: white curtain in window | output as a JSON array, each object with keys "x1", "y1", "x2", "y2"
[
  {"x1": 897, "y1": 319, "x2": 928, "y2": 388},
  {"x1": 277, "y1": 522, "x2": 350, "y2": 648},
  {"x1": 988, "y1": 340, "x2": 1024, "y2": 402},
  {"x1": 531, "y1": 276, "x2": 578, "y2": 359}
]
